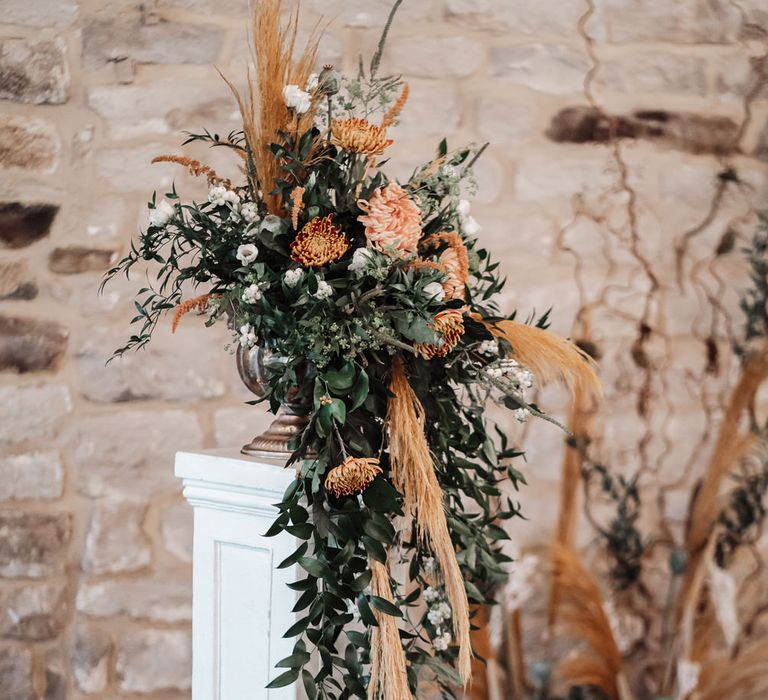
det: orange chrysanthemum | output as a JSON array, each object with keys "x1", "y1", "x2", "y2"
[
  {"x1": 324, "y1": 456, "x2": 382, "y2": 496},
  {"x1": 358, "y1": 183, "x2": 423, "y2": 255},
  {"x1": 331, "y1": 118, "x2": 393, "y2": 156},
  {"x1": 290, "y1": 215, "x2": 350, "y2": 267},
  {"x1": 415, "y1": 308, "x2": 466, "y2": 359},
  {"x1": 421, "y1": 232, "x2": 469, "y2": 300}
]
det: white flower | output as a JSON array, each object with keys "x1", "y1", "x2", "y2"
[
  {"x1": 209, "y1": 186, "x2": 240, "y2": 208},
  {"x1": 313, "y1": 280, "x2": 333, "y2": 300},
  {"x1": 423, "y1": 281, "x2": 445, "y2": 302},
  {"x1": 306, "y1": 73, "x2": 319, "y2": 91},
  {"x1": 241, "y1": 202, "x2": 259, "y2": 224},
  {"x1": 236, "y1": 244, "x2": 258, "y2": 265},
  {"x1": 478, "y1": 339, "x2": 499, "y2": 355},
  {"x1": 208, "y1": 186, "x2": 228, "y2": 206},
  {"x1": 432, "y1": 631, "x2": 452, "y2": 652},
  {"x1": 462, "y1": 215, "x2": 482, "y2": 237},
  {"x1": 283, "y1": 84, "x2": 312, "y2": 114},
  {"x1": 457, "y1": 199, "x2": 471, "y2": 218},
  {"x1": 513, "y1": 408, "x2": 528, "y2": 423},
  {"x1": 677, "y1": 659, "x2": 701, "y2": 697},
  {"x1": 242, "y1": 284, "x2": 262, "y2": 304},
  {"x1": 149, "y1": 199, "x2": 175, "y2": 228},
  {"x1": 238, "y1": 323, "x2": 257, "y2": 348},
  {"x1": 485, "y1": 366, "x2": 503, "y2": 379},
  {"x1": 348, "y1": 247, "x2": 374, "y2": 277},
  {"x1": 284, "y1": 268, "x2": 304, "y2": 288},
  {"x1": 427, "y1": 601, "x2": 452, "y2": 626},
  {"x1": 423, "y1": 587, "x2": 440, "y2": 604}
]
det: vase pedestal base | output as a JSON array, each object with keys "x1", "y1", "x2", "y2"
[{"x1": 240, "y1": 411, "x2": 309, "y2": 459}]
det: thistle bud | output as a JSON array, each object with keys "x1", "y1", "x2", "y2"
[
  {"x1": 318, "y1": 64, "x2": 341, "y2": 96},
  {"x1": 668, "y1": 549, "x2": 688, "y2": 575}
]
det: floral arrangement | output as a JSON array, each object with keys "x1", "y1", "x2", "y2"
[
  {"x1": 104, "y1": 2, "x2": 598, "y2": 697},
  {"x1": 484, "y1": 216, "x2": 768, "y2": 700}
]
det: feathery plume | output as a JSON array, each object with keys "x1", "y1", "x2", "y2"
[
  {"x1": 387, "y1": 357, "x2": 472, "y2": 684},
  {"x1": 222, "y1": 0, "x2": 321, "y2": 213},
  {"x1": 290, "y1": 186, "x2": 305, "y2": 229},
  {"x1": 171, "y1": 294, "x2": 215, "y2": 333},
  {"x1": 381, "y1": 82, "x2": 410, "y2": 129},
  {"x1": 367, "y1": 558, "x2": 410, "y2": 700},
  {"x1": 478, "y1": 318, "x2": 600, "y2": 401},
  {"x1": 151, "y1": 155, "x2": 231, "y2": 187},
  {"x1": 551, "y1": 544, "x2": 633, "y2": 700}
]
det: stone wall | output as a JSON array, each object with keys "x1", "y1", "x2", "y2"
[{"x1": 0, "y1": 0, "x2": 766, "y2": 697}]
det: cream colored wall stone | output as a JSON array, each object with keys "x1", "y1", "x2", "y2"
[{"x1": 116, "y1": 629, "x2": 191, "y2": 693}]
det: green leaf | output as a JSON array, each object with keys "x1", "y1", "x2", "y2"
[
  {"x1": 356, "y1": 594, "x2": 377, "y2": 626},
  {"x1": 369, "y1": 595, "x2": 403, "y2": 618},
  {"x1": 266, "y1": 668, "x2": 299, "y2": 688},
  {"x1": 298, "y1": 556, "x2": 331, "y2": 578},
  {"x1": 277, "y1": 542, "x2": 308, "y2": 569},
  {"x1": 324, "y1": 361, "x2": 356, "y2": 392},
  {"x1": 302, "y1": 670, "x2": 317, "y2": 700},
  {"x1": 350, "y1": 369, "x2": 370, "y2": 411}
]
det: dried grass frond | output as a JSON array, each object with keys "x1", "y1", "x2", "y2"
[
  {"x1": 468, "y1": 604, "x2": 493, "y2": 700},
  {"x1": 479, "y1": 317, "x2": 600, "y2": 402},
  {"x1": 290, "y1": 186, "x2": 305, "y2": 229},
  {"x1": 551, "y1": 544, "x2": 631, "y2": 700},
  {"x1": 381, "y1": 82, "x2": 410, "y2": 129},
  {"x1": 171, "y1": 294, "x2": 215, "y2": 332},
  {"x1": 223, "y1": 0, "x2": 321, "y2": 213},
  {"x1": 368, "y1": 558, "x2": 410, "y2": 700},
  {"x1": 685, "y1": 346, "x2": 768, "y2": 556},
  {"x1": 696, "y1": 643, "x2": 768, "y2": 700},
  {"x1": 549, "y1": 387, "x2": 594, "y2": 630},
  {"x1": 151, "y1": 155, "x2": 231, "y2": 187},
  {"x1": 387, "y1": 357, "x2": 472, "y2": 684}
]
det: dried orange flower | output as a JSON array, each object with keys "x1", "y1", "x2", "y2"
[
  {"x1": 358, "y1": 183, "x2": 423, "y2": 255},
  {"x1": 422, "y1": 233, "x2": 469, "y2": 300},
  {"x1": 331, "y1": 118, "x2": 393, "y2": 156},
  {"x1": 290, "y1": 215, "x2": 350, "y2": 267},
  {"x1": 415, "y1": 308, "x2": 466, "y2": 359},
  {"x1": 325, "y1": 456, "x2": 382, "y2": 497}
]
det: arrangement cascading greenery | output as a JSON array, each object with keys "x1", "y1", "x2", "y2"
[{"x1": 103, "y1": 2, "x2": 597, "y2": 696}]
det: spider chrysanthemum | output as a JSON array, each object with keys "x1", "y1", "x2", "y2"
[
  {"x1": 324, "y1": 456, "x2": 383, "y2": 497},
  {"x1": 290, "y1": 215, "x2": 350, "y2": 267},
  {"x1": 416, "y1": 308, "x2": 466, "y2": 359},
  {"x1": 331, "y1": 118, "x2": 393, "y2": 156}
]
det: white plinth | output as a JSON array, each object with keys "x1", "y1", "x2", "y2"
[{"x1": 176, "y1": 449, "x2": 298, "y2": 700}]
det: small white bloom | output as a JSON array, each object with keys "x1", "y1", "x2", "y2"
[
  {"x1": 348, "y1": 247, "x2": 374, "y2": 277},
  {"x1": 306, "y1": 73, "x2": 319, "y2": 91},
  {"x1": 462, "y1": 215, "x2": 482, "y2": 237},
  {"x1": 485, "y1": 366, "x2": 503, "y2": 379},
  {"x1": 428, "y1": 608, "x2": 446, "y2": 626},
  {"x1": 241, "y1": 202, "x2": 259, "y2": 224},
  {"x1": 423, "y1": 557, "x2": 436, "y2": 572},
  {"x1": 284, "y1": 268, "x2": 304, "y2": 288},
  {"x1": 457, "y1": 199, "x2": 471, "y2": 218},
  {"x1": 283, "y1": 84, "x2": 312, "y2": 114},
  {"x1": 513, "y1": 408, "x2": 528, "y2": 423},
  {"x1": 423, "y1": 587, "x2": 440, "y2": 604},
  {"x1": 423, "y1": 281, "x2": 445, "y2": 302},
  {"x1": 236, "y1": 244, "x2": 259, "y2": 265},
  {"x1": 238, "y1": 323, "x2": 257, "y2": 348},
  {"x1": 432, "y1": 631, "x2": 452, "y2": 652},
  {"x1": 149, "y1": 199, "x2": 175, "y2": 228},
  {"x1": 208, "y1": 185, "x2": 228, "y2": 206},
  {"x1": 677, "y1": 660, "x2": 701, "y2": 697},
  {"x1": 242, "y1": 284, "x2": 262, "y2": 304},
  {"x1": 224, "y1": 189, "x2": 240, "y2": 207},
  {"x1": 478, "y1": 339, "x2": 499, "y2": 355},
  {"x1": 313, "y1": 280, "x2": 333, "y2": 300}
]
